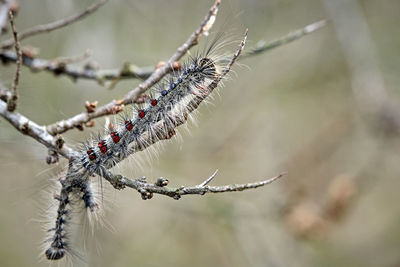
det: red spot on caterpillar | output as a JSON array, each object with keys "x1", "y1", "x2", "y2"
[
  {"x1": 125, "y1": 120, "x2": 133, "y2": 131},
  {"x1": 138, "y1": 110, "x2": 145, "y2": 119},
  {"x1": 110, "y1": 131, "x2": 120, "y2": 143},
  {"x1": 98, "y1": 141, "x2": 107, "y2": 154},
  {"x1": 150, "y1": 99, "x2": 158, "y2": 106},
  {"x1": 87, "y1": 149, "x2": 96, "y2": 160}
]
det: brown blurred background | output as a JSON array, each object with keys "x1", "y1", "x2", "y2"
[{"x1": 1, "y1": 0, "x2": 400, "y2": 266}]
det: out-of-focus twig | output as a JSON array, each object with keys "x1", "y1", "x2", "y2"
[
  {"x1": 323, "y1": 0, "x2": 400, "y2": 135},
  {"x1": 46, "y1": 0, "x2": 221, "y2": 135},
  {"x1": 1, "y1": 20, "x2": 326, "y2": 87},
  {"x1": 0, "y1": 1, "x2": 10, "y2": 34},
  {"x1": 241, "y1": 20, "x2": 326, "y2": 59},
  {"x1": 7, "y1": 9, "x2": 21, "y2": 112},
  {"x1": 0, "y1": 0, "x2": 109, "y2": 48},
  {"x1": 0, "y1": 49, "x2": 154, "y2": 82}
]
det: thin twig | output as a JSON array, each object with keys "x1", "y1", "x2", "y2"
[
  {"x1": 198, "y1": 170, "x2": 219, "y2": 187},
  {"x1": 7, "y1": 9, "x2": 21, "y2": 112},
  {"x1": 0, "y1": 49, "x2": 154, "y2": 82},
  {"x1": 241, "y1": 20, "x2": 327, "y2": 59},
  {"x1": 102, "y1": 169, "x2": 285, "y2": 200},
  {"x1": 0, "y1": 20, "x2": 326, "y2": 87},
  {"x1": 46, "y1": 0, "x2": 221, "y2": 135},
  {"x1": 0, "y1": 0, "x2": 109, "y2": 48}
]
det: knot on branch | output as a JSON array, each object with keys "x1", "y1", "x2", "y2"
[
  {"x1": 6, "y1": 94, "x2": 17, "y2": 111},
  {"x1": 139, "y1": 188, "x2": 153, "y2": 200},
  {"x1": 155, "y1": 177, "x2": 169, "y2": 187},
  {"x1": 19, "y1": 121, "x2": 29, "y2": 134},
  {"x1": 109, "y1": 174, "x2": 126, "y2": 190},
  {"x1": 171, "y1": 186, "x2": 186, "y2": 200},
  {"x1": 54, "y1": 134, "x2": 64, "y2": 149},
  {"x1": 53, "y1": 62, "x2": 66, "y2": 75}
]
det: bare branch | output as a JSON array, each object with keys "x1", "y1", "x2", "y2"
[
  {"x1": 0, "y1": 20, "x2": 325, "y2": 87},
  {"x1": 241, "y1": 20, "x2": 327, "y2": 59},
  {"x1": 0, "y1": 49, "x2": 155, "y2": 82},
  {"x1": 0, "y1": 99, "x2": 74, "y2": 158},
  {"x1": 0, "y1": 0, "x2": 109, "y2": 48},
  {"x1": 198, "y1": 170, "x2": 218, "y2": 187},
  {"x1": 7, "y1": 9, "x2": 21, "y2": 112},
  {"x1": 101, "y1": 169, "x2": 285, "y2": 200},
  {"x1": 46, "y1": 0, "x2": 221, "y2": 135}
]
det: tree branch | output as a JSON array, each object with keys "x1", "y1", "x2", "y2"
[
  {"x1": 241, "y1": 20, "x2": 327, "y2": 59},
  {"x1": 0, "y1": 20, "x2": 326, "y2": 87},
  {"x1": 0, "y1": 0, "x2": 109, "y2": 48},
  {"x1": 101, "y1": 169, "x2": 285, "y2": 200},
  {"x1": 7, "y1": 9, "x2": 21, "y2": 111},
  {"x1": 198, "y1": 169, "x2": 218, "y2": 187},
  {"x1": 0, "y1": 49, "x2": 155, "y2": 83},
  {"x1": 0, "y1": 99, "x2": 74, "y2": 158}
]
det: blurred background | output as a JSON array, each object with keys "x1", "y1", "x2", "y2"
[{"x1": 1, "y1": 0, "x2": 400, "y2": 266}]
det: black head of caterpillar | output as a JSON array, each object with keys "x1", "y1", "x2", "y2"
[
  {"x1": 45, "y1": 244, "x2": 65, "y2": 260},
  {"x1": 188, "y1": 57, "x2": 217, "y2": 87},
  {"x1": 198, "y1": 57, "x2": 217, "y2": 78}
]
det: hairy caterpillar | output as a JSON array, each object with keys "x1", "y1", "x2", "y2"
[{"x1": 44, "y1": 34, "x2": 245, "y2": 261}]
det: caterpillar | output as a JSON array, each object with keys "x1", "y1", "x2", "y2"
[{"x1": 44, "y1": 33, "x2": 246, "y2": 261}]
